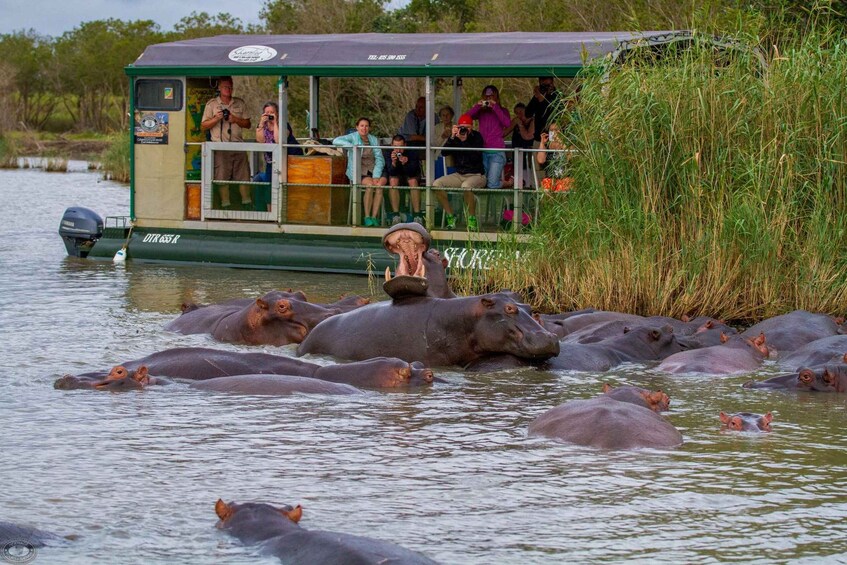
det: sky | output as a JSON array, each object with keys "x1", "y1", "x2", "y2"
[{"x1": 0, "y1": 0, "x2": 410, "y2": 38}]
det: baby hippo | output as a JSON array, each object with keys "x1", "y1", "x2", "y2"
[
  {"x1": 719, "y1": 411, "x2": 773, "y2": 432},
  {"x1": 601, "y1": 383, "x2": 670, "y2": 412}
]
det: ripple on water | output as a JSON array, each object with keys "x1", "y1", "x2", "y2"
[{"x1": 2, "y1": 170, "x2": 847, "y2": 563}]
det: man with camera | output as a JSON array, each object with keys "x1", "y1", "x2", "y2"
[
  {"x1": 525, "y1": 77, "x2": 559, "y2": 146},
  {"x1": 201, "y1": 76, "x2": 252, "y2": 208},
  {"x1": 385, "y1": 134, "x2": 423, "y2": 225},
  {"x1": 433, "y1": 114, "x2": 486, "y2": 230}
]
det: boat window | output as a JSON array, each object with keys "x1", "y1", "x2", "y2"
[{"x1": 135, "y1": 79, "x2": 183, "y2": 111}]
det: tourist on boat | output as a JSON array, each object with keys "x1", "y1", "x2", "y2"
[
  {"x1": 467, "y1": 85, "x2": 511, "y2": 190},
  {"x1": 536, "y1": 123, "x2": 572, "y2": 192},
  {"x1": 398, "y1": 96, "x2": 428, "y2": 145},
  {"x1": 435, "y1": 106, "x2": 455, "y2": 146},
  {"x1": 384, "y1": 134, "x2": 422, "y2": 225},
  {"x1": 252, "y1": 101, "x2": 302, "y2": 211},
  {"x1": 200, "y1": 76, "x2": 252, "y2": 208},
  {"x1": 503, "y1": 102, "x2": 536, "y2": 185},
  {"x1": 525, "y1": 77, "x2": 560, "y2": 147},
  {"x1": 433, "y1": 114, "x2": 485, "y2": 230},
  {"x1": 332, "y1": 117, "x2": 387, "y2": 227}
]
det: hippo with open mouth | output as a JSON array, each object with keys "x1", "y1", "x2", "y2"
[{"x1": 382, "y1": 222, "x2": 455, "y2": 299}]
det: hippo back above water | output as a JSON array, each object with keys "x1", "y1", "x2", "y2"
[
  {"x1": 166, "y1": 290, "x2": 339, "y2": 346},
  {"x1": 298, "y1": 292, "x2": 559, "y2": 368}
]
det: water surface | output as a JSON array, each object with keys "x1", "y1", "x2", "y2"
[{"x1": 1, "y1": 167, "x2": 845, "y2": 563}]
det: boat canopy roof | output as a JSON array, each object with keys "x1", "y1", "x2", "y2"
[{"x1": 128, "y1": 31, "x2": 693, "y2": 78}]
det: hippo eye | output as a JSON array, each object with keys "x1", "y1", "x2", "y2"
[
  {"x1": 505, "y1": 304, "x2": 517, "y2": 315},
  {"x1": 800, "y1": 373, "x2": 812, "y2": 383}
]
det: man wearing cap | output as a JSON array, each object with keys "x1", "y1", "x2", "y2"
[
  {"x1": 201, "y1": 76, "x2": 252, "y2": 208},
  {"x1": 433, "y1": 114, "x2": 486, "y2": 230}
]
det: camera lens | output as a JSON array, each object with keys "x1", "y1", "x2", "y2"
[
  {"x1": 458, "y1": 127, "x2": 469, "y2": 134},
  {"x1": 222, "y1": 108, "x2": 230, "y2": 120},
  {"x1": 268, "y1": 115, "x2": 274, "y2": 121}
]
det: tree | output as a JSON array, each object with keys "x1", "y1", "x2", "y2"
[
  {"x1": 171, "y1": 12, "x2": 245, "y2": 40},
  {"x1": 0, "y1": 30, "x2": 55, "y2": 128}
]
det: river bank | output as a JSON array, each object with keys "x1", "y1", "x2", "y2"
[{"x1": 0, "y1": 131, "x2": 111, "y2": 162}]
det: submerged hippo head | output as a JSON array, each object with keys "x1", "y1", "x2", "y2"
[
  {"x1": 472, "y1": 293, "x2": 560, "y2": 360},
  {"x1": 722, "y1": 332, "x2": 771, "y2": 358},
  {"x1": 798, "y1": 362, "x2": 847, "y2": 392},
  {"x1": 383, "y1": 223, "x2": 431, "y2": 299},
  {"x1": 250, "y1": 291, "x2": 340, "y2": 345},
  {"x1": 315, "y1": 357, "x2": 436, "y2": 388},
  {"x1": 602, "y1": 384, "x2": 670, "y2": 412},
  {"x1": 719, "y1": 411, "x2": 773, "y2": 432},
  {"x1": 215, "y1": 498, "x2": 303, "y2": 528}
]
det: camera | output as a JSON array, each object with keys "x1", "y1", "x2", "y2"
[
  {"x1": 481, "y1": 100, "x2": 491, "y2": 108},
  {"x1": 267, "y1": 114, "x2": 274, "y2": 121},
  {"x1": 458, "y1": 126, "x2": 470, "y2": 135},
  {"x1": 221, "y1": 108, "x2": 231, "y2": 121},
  {"x1": 539, "y1": 84, "x2": 553, "y2": 94}
]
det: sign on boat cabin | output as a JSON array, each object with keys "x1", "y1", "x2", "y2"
[{"x1": 60, "y1": 31, "x2": 747, "y2": 274}]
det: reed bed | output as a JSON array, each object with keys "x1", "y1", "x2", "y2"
[
  {"x1": 458, "y1": 31, "x2": 847, "y2": 323},
  {"x1": 101, "y1": 133, "x2": 130, "y2": 183},
  {"x1": 42, "y1": 157, "x2": 68, "y2": 172}
]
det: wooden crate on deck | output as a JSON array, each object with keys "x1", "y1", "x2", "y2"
[{"x1": 286, "y1": 155, "x2": 349, "y2": 225}]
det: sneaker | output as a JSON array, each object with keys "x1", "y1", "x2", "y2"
[
  {"x1": 467, "y1": 215, "x2": 479, "y2": 231},
  {"x1": 221, "y1": 201, "x2": 231, "y2": 208},
  {"x1": 413, "y1": 215, "x2": 424, "y2": 225},
  {"x1": 363, "y1": 216, "x2": 376, "y2": 227},
  {"x1": 445, "y1": 213, "x2": 456, "y2": 230},
  {"x1": 390, "y1": 214, "x2": 403, "y2": 226}
]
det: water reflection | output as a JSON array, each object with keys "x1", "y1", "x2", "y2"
[{"x1": 1, "y1": 169, "x2": 847, "y2": 564}]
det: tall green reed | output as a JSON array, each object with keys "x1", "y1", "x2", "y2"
[{"x1": 475, "y1": 30, "x2": 847, "y2": 323}]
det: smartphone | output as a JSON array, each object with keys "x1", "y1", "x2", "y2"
[{"x1": 548, "y1": 131, "x2": 556, "y2": 141}]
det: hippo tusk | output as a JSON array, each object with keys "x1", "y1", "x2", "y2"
[{"x1": 384, "y1": 266, "x2": 392, "y2": 282}]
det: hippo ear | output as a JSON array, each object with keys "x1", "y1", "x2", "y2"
[
  {"x1": 719, "y1": 411, "x2": 730, "y2": 424},
  {"x1": 704, "y1": 320, "x2": 714, "y2": 329},
  {"x1": 720, "y1": 332, "x2": 729, "y2": 344},
  {"x1": 823, "y1": 368, "x2": 837, "y2": 385},
  {"x1": 762, "y1": 412, "x2": 773, "y2": 425},
  {"x1": 601, "y1": 383, "x2": 613, "y2": 393},
  {"x1": 256, "y1": 298, "x2": 269, "y2": 310},
  {"x1": 842, "y1": 353, "x2": 847, "y2": 363},
  {"x1": 681, "y1": 314, "x2": 690, "y2": 323},
  {"x1": 754, "y1": 332, "x2": 766, "y2": 346},
  {"x1": 215, "y1": 499, "x2": 234, "y2": 521},
  {"x1": 133, "y1": 366, "x2": 150, "y2": 384},
  {"x1": 480, "y1": 297, "x2": 496, "y2": 309},
  {"x1": 280, "y1": 504, "x2": 303, "y2": 523}
]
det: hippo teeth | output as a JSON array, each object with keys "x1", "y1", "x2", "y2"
[{"x1": 384, "y1": 266, "x2": 392, "y2": 282}]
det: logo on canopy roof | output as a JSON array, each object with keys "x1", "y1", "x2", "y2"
[{"x1": 228, "y1": 45, "x2": 278, "y2": 63}]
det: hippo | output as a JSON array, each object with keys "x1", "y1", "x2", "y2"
[
  {"x1": 166, "y1": 290, "x2": 340, "y2": 346},
  {"x1": 741, "y1": 310, "x2": 843, "y2": 355},
  {"x1": 190, "y1": 375, "x2": 362, "y2": 396},
  {"x1": 0, "y1": 521, "x2": 63, "y2": 548},
  {"x1": 601, "y1": 383, "x2": 670, "y2": 412},
  {"x1": 528, "y1": 396, "x2": 683, "y2": 449},
  {"x1": 298, "y1": 292, "x2": 560, "y2": 368},
  {"x1": 656, "y1": 333, "x2": 769, "y2": 376},
  {"x1": 719, "y1": 411, "x2": 773, "y2": 432},
  {"x1": 746, "y1": 363, "x2": 847, "y2": 392},
  {"x1": 539, "y1": 311, "x2": 646, "y2": 340},
  {"x1": 546, "y1": 325, "x2": 686, "y2": 372},
  {"x1": 777, "y1": 336, "x2": 847, "y2": 370},
  {"x1": 54, "y1": 348, "x2": 436, "y2": 390},
  {"x1": 382, "y1": 222, "x2": 455, "y2": 299},
  {"x1": 534, "y1": 309, "x2": 597, "y2": 339},
  {"x1": 54, "y1": 365, "x2": 167, "y2": 391},
  {"x1": 214, "y1": 499, "x2": 439, "y2": 565}
]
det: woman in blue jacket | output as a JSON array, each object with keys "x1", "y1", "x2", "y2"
[{"x1": 333, "y1": 117, "x2": 387, "y2": 227}]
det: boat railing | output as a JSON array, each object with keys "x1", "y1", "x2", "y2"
[{"x1": 199, "y1": 141, "x2": 572, "y2": 233}]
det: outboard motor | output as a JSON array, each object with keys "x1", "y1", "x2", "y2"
[{"x1": 59, "y1": 206, "x2": 104, "y2": 258}]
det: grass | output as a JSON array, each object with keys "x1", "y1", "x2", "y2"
[
  {"x1": 461, "y1": 30, "x2": 847, "y2": 324},
  {"x1": 101, "y1": 133, "x2": 130, "y2": 183}
]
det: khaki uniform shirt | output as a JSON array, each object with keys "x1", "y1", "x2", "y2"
[{"x1": 202, "y1": 96, "x2": 248, "y2": 142}]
